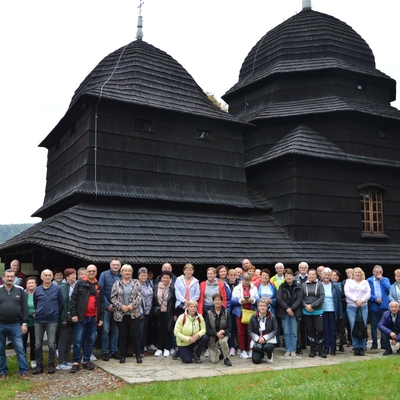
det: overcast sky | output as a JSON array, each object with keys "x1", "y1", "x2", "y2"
[{"x1": 1, "y1": 0, "x2": 399, "y2": 224}]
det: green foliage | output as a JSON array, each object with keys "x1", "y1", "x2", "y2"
[
  {"x1": 205, "y1": 92, "x2": 228, "y2": 112},
  {"x1": 0, "y1": 224, "x2": 34, "y2": 243}
]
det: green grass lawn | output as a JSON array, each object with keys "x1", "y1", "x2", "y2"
[
  {"x1": 78, "y1": 357, "x2": 400, "y2": 400},
  {"x1": 2, "y1": 356, "x2": 399, "y2": 399}
]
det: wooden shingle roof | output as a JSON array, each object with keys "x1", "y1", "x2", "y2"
[
  {"x1": 224, "y1": 8, "x2": 395, "y2": 99},
  {"x1": 69, "y1": 40, "x2": 245, "y2": 125},
  {"x1": 246, "y1": 125, "x2": 400, "y2": 169},
  {"x1": 243, "y1": 96, "x2": 400, "y2": 123},
  {"x1": 2, "y1": 203, "x2": 400, "y2": 265}
]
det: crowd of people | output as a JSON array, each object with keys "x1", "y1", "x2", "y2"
[{"x1": 1, "y1": 258, "x2": 400, "y2": 380}]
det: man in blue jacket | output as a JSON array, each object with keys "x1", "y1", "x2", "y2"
[
  {"x1": 367, "y1": 265, "x2": 391, "y2": 350},
  {"x1": 33, "y1": 269, "x2": 64, "y2": 374},
  {"x1": 98, "y1": 259, "x2": 121, "y2": 361},
  {"x1": 378, "y1": 301, "x2": 400, "y2": 355}
]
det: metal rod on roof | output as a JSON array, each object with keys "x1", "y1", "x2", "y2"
[
  {"x1": 136, "y1": 15, "x2": 143, "y2": 40},
  {"x1": 136, "y1": 0, "x2": 144, "y2": 40}
]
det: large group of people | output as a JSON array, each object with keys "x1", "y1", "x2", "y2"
[{"x1": 1, "y1": 258, "x2": 400, "y2": 380}]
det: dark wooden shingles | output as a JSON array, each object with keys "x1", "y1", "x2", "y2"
[
  {"x1": 243, "y1": 96, "x2": 400, "y2": 122},
  {"x1": 69, "y1": 40, "x2": 245, "y2": 125},
  {"x1": 2, "y1": 203, "x2": 400, "y2": 265},
  {"x1": 246, "y1": 124, "x2": 400, "y2": 169}
]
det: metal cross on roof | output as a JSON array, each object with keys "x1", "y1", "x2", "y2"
[{"x1": 138, "y1": 0, "x2": 145, "y2": 16}]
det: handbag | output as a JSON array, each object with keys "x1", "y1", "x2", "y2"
[
  {"x1": 65, "y1": 312, "x2": 73, "y2": 324},
  {"x1": 241, "y1": 308, "x2": 256, "y2": 324},
  {"x1": 151, "y1": 305, "x2": 161, "y2": 316},
  {"x1": 352, "y1": 308, "x2": 368, "y2": 339}
]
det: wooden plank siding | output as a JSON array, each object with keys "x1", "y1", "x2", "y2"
[
  {"x1": 247, "y1": 155, "x2": 400, "y2": 243},
  {"x1": 36, "y1": 99, "x2": 251, "y2": 218}
]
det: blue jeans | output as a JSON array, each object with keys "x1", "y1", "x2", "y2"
[
  {"x1": 323, "y1": 312, "x2": 337, "y2": 352},
  {"x1": 347, "y1": 305, "x2": 368, "y2": 349},
  {"x1": 0, "y1": 323, "x2": 29, "y2": 375},
  {"x1": 281, "y1": 315, "x2": 298, "y2": 352},
  {"x1": 35, "y1": 322, "x2": 58, "y2": 365},
  {"x1": 370, "y1": 309, "x2": 388, "y2": 348},
  {"x1": 73, "y1": 316, "x2": 97, "y2": 363},
  {"x1": 101, "y1": 310, "x2": 119, "y2": 355}
]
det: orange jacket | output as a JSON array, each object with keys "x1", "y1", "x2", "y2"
[{"x1": 197, "y1": 280, "x2": 227, "y2": 315}]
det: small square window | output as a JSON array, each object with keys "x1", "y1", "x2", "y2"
[
  {"x1": 357, "y1": 82, "x2": 366, "y2": 90},
  {"x1": 379, "y1": 130, "x2": 387, "y2": 139},
  {"x1": 196, "y1": 129, "x2": 212, "y2": 141},
  {"x1": 135, "y1": 119, "x2": 152, "y2": 132}
]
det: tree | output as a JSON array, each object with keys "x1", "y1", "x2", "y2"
[{"x1": 205, "y1": 92, "x2": 228, "y2": 112}]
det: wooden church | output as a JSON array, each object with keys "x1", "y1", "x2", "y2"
[{"x1": 1, "y1": 1, "x2": 400, "y2": 276}]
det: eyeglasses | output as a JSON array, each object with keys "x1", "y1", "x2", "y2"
[{"x1": 87, "y1": 270, "x2": 96, "y2": 273}]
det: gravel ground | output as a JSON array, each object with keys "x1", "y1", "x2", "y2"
[{"x1": 14, "y1": 366, "x2": 126, "y2": 400}]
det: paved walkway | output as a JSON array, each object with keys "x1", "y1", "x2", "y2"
[{"x1": 94, "y1": 342, "x2": 394, "y2": 384}]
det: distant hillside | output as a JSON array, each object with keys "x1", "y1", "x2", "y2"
[{"x1": 0, "y1": 224, "x2": 35, "y2": 243}]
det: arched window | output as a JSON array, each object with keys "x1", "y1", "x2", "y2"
[{"x1": 360, "y1": 187, "x2": 384, "y2": 234}]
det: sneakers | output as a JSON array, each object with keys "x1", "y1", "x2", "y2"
[
  {"x1": 236, "y1": 349, "x2": 242, "y2": 356},
  {"x1": 163, "y1": 350, "x2": 170, "y2": 357},
  {"x1": 154, "y1": 349, "x2": 163, "y2": 357},
  {"x1": 192, "y1": 354, "x2": 202, "y2": 364},
  {"x1": 57, "y1": 362, "x2": 72, "y2": 370},
  {"x1": 102, "y1": 353, "x2": 110, "y2": 361},
  {"x1": 290, "y1": 352, "x2": 297, "y2": 357},
  {"x1": 229, "y1": 347, "x2": 236, "y2": 357},
  {"x1": 110, "y1": 352, "x2": 120, "y2": 360},
  {"x1": 248, "y1": 350, "x2": 252, "y2": 358},
  {"x1": 90, "y1": 354, "x2": 97, "y2": 361},
  {"x1": 20, "y1": 372, "x2": 30, "y2": 380},
  {"x1": 82, "y1": 361, "x2": 95, "y2": 370},
  {"x1": 204, "y1": 349, "x2": 210, "y2": 358},
  {"x1": 224, "y1": 357, "x2": 232, "y2": 366},
  {"x1": 30, "y1": 360, "x2": 37, "y2": 369},
  {"x1": 284, "y1": 351, "x2": 291, "y2": 357},
  {"x1": 266, "y1": 354, "x2": 274, "y2": 363},
  {"x1": 240, "y1": 350, "x2": 249, "y2": 359},
  {"x1": 148, "y1": 344, "x2": 157, "y2": 351},
  {"x1": 169, "y1": 348, "x2": 175, "y2": 355},
  {"x1": 70, "y1": 363, "x2": 80, "y2": 373},
  {"x1": 0, "y1": 373, "x2": 7, "y2": 381}
]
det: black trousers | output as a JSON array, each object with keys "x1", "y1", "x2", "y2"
[
  {"x1": 23, "y1": 325, "x2": 36, "y2": 361},
  {"x1": 251, "y1": 343, "x2": 275, "y2": 364},
  {"x1": 156, "y1": 312, "x2": 172, "y2": 352},
  {"x1": 304, "y1": 314, "x2": 324, "y2": 347},
  {"x1": 57, "y1": 324, "x2": 74, "y2": 364},
  {"x1": 115, "y1": 315, "x2": 141, "y2": 357}
]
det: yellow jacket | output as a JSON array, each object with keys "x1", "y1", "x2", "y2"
[{"x1": 174, "y1": 310, "x2": 206, "y2": 347}]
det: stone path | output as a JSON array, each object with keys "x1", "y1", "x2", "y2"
[{"x1": 95, "y1": 342, "x2": 393, "y2": 384}]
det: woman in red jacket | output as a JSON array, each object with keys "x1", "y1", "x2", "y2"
[{"x1": 198, "y1": 267, "x2": 227, "y2": 315}]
